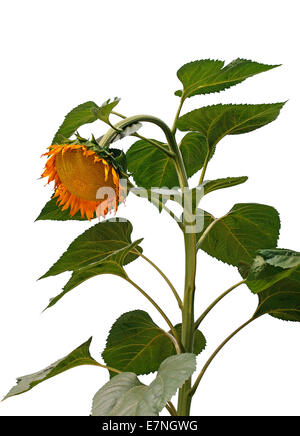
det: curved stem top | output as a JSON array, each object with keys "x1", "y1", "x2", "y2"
[{"x1": 98, "y1": 114, "x2": 189, "y2": 191}]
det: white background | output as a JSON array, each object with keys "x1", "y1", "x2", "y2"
[{"x1": 0, "y1": 0, "x2": 299, "y2": 417}]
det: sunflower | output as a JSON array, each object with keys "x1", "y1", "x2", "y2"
[{"x1": 42, "y1": 142, "x2": 126, "y2": 220}]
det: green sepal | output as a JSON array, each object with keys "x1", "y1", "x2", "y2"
[{"x1": 56, "y1": 133, "x2": 128, "y2": 174}]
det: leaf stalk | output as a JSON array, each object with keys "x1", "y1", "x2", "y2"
[
  {"x1": 194, "y1": 279, "x2": 246, "y2": 329},
  {"x1": 135, "y1": 251, "x2": 183, "y2": 310},
  {"x1": 125, "y1": 276, "x2": 183, "y2": 352},
  {"x1": 189, "y1": 317, "x2": 254, "y2": 397}
]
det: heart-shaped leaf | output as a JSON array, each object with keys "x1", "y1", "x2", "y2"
[
  {"x1": 91, "y1": 372, "x2": 142, "y2": 416},
  {"x1": 246, "y1": 249, "x2": 300, "y2": 294},
  {"x1": 92, "y1": 353, "x2": 197, "y2": 416},
  {"x1": 196, "y1": 203, "x2": 280, "y2": 267},
  {"x1": 127, "y1": 140, "x2": 178, "y2": 189},
  {"x1": 177, "y1": 103, "x2": 285, "y2": 159},
  {"x1": 145, "y1": 353, "x2": 196, "y2": 413},
  {"x1": 127, "y1": 134, "x2": 208, "y2": 189},
  {"x1": 108, "y1": 385, "x2": 156, "y2": 416},
  {"x1": 179, "y1": 132, "x2": 209, "y2": 176},
  {"x1": 175, "y1": 58, "x2": 280, "y2": 99},
  {"x1": 254, "y1": 291, "x2": 300, "y2": 322},
  {"x1": 252, "y1": 249, "x2": 300, "y2": 269},
  {"x1": 245, "y1": 249, "x2": 300, "y2": 322},
  {"x1": 102, "y1": 310, "x2": 205, "y2": 376}
]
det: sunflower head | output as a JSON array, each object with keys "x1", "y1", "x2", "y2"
[{"x1": 42, "y1": 134, "x2": 128, "y2": 220}]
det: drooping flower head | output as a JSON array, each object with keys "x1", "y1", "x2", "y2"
[{"x1": 42, "y1": 135, "x2": 127, "y2": 220}]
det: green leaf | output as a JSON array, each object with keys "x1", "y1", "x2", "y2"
[
  {"x1": 35, "y1": 197, "x2": 93, "y2": 221},
  {"x1": 175, "y1": 58, "x2": 280, "y2": 99},
  {"x1": 102, "y1": 310, "x2": 170, "y2": 376},
  {"x1": 172, "y1": 325, "x2": 206, "y2": 356},
  {"x1": 52, "y1": 101, "x2": 99, "y2": 145},
  {"x1": 91, "y1": 372, "x2": 142, "y2": 416},
  {"x1": 127, "y1": 134, "x2": 208, "y2": 189},
  {"x1": 108, "y1": 385, "x2": 156, "y2": 416},
  {"x1": 45, "y1": 239, "x2": 142, "y2": 309},
  {"x1": 177, "y1": 103, "x2": 285, "y2": 158},
  {"x1": 202, "y1": 176, "x2": 248, "y2": 196},
  {"x1": 252, "y1": 248, "x2": 300, "y2": 269},
  {"x1": 244, "y1": 249, "x2": 300, "y2": 321},
  {"x1": 91, "y1": 97, "x2": 121, "y2": 124},
  {"x1": 247, "y1": 250, "x2": 300, "y2": 322},
  {"x1": 102, "y1": 310, "x2": 205, "y2": 377},
  {"x1": 127, "y1": 140, "x2": 179, "y2": 189},
  {"x1": 246, "y1": 249, "x2": 300, "y2": 294},
  {"x1": 179, "y1": 132, "x2": 209, "y2": 177},
  {"x1": 254, "y1": 291, "x2": 300, "y2": 322},
  {"x1": 145, "y1": 353, "x2": 196, "y2": 413},
  {"x1": 197, "y1": 203, "x2": 280, "y2": 267},
  {"x1": 4, "y1": 338, "x2": 98, "y2": 399},
  {"x1": 40, "y1": 219, "x2": 142, "y2": 279},
  {"x1": 105, "y1": 353, "x2": 196, "y2": 416},
  {"x1": 238, "y1": 249, "x2": 300, "y2": 322}
]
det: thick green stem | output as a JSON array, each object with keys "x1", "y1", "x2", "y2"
[
  {"x1": 177, "y1": 230, "x2": 197, "y2": 416},
  {"x1": 181, "y1": 234, "x2": 197, "y2": 350}
]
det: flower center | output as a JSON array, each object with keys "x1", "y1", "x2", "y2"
[{"x1": 55, "y1": 149, "x2": 115, "y2": 201}]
